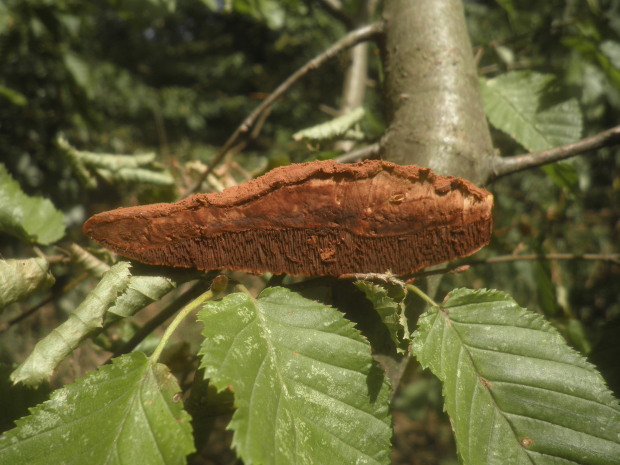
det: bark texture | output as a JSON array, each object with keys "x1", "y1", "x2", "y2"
[
  {"x1": 380, "y1": 0, "x2": 494, "y2": 184},
  {"x1": 84, "y1": 160, "x2": 492, "y2": 276}
]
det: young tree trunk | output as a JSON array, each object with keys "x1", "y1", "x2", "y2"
[
  {"x1": 380, "y1": 0, "x2": 494, "y2": 185},
  {"x1": 376, "y1": 1, "x2": 495, "y2": 387}
]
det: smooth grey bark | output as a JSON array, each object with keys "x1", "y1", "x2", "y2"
[
  {"x1": 380, "y1": 0, "x2": 494, "y2": 184},
  {"x1": 335, "y1": 0, "x2": 378, "y2": 152},
  {"x1": 377, "y1": 0, "x2": 496, "y2": 390},
  {"x1": 335, "y1": 36, "x2": 370, "y2": 154}
]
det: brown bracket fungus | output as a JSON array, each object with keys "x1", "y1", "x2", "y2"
[{"x1": 83, "y1": 160, "x2": 493, "y2": 276}]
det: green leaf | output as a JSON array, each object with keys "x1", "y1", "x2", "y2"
[
  {"x1": 57, "y1": 136, "x2": 99, "y2": 189},
  {"x1": 198, "y1": 286, "x2": 392, "y2": 465},
  {"x1": 0, "y1": 258, "x2": 55, "y2": 310},
  {"x1": 57, "y1": 137, "x2": 174, "y2": 188},
  {"x1": 11, "y1": 262, "x2": 132, "y2": 386},
  {"x1": 72, "y1": 151, "x2": 158, "y2": 170},
  {"x1": 412, "y1": 288, "x2": 620, "y2": 465},
  {"x1": 541, "y1": 161, "x2": 580, "y2": 191},
  {"x1": 480, "y1": 71, "x2": 583, "y2": 151},
  {"x1": 200, "y1": 0, "x2": 288, "y2": 29},
  {"x1": 68, "y1": 245, "x2": 182, "y2": 318},
  {"x1": 533, "y1": 260, "x2": 559, "y2": 316},
  {"x1": 0, "y1": 352, "x2": 194, "y2": 464},
  {"x1": 107, "y1": 275, "x2": 176, "y2": 318},
  {"x1": 354, "y1": 280, "x2": 410, "y2": 354},
  {"x1": 293, "y1": 107, "x2": 366, "y2": 142},
  {"x1": 563, "y1": 36, "x2": 620, "y2": 90},
  {"x1": 567, "y1": 318, "x2": 593, "y2": 355},
  {"x1": 480, "y1": 71, "x2": 583, "y2": 189},
  {"x1": 68, "y1": 243, "x2": 111, "y2": 278},
  {"x1": 0, "y1": 85, "x2": 27, "y2": 106},
  {"x1": 0, "y1": 164, "x2": 65, "y2": 245},
  {"x1": 63, "y1": 51, "x2": 93, "y2": 98},
  {"x1": 95, "y1": 167, "x2": 175, "y2": 186}
]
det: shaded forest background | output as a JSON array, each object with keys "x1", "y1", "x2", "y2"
[{"x1": 1, "y1": 0, "x2": 619, "y2": 463}]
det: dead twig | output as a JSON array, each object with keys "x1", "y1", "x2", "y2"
[
  {"x1": 490, "y1": 125, "x2": 620, "y2": 181},
  {"x1": 411, "y1": 252, "x2": 620, "y2": 278},
  {"x1": 181, "y1": 22, "x2": 384, "y2": 198},
  {"x1": 335, "y1": 142, "x2": 381, "y2": 163}
]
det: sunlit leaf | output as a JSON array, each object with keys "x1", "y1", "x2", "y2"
[
  {"x1": 293, "y1": 107, "x2": 366, "y2": 142},
  {"x1": 57, "y1": 136, "x2": 99, "y2": 189},
  {"x1": 0, "y1": 353, "x2": 194, "y2": 465},
  {"x1": 107, "y1": 275, "x2": 176, "y2": 318},
  {"x1": 480, "y1": 71, "x2": 583, "y2": 152},
  {"x1": 11, "y1": 262, "x2": 132, "y2": 386},
  {"x1": 0, "y1": 164, "x2": 65, "y2": 245},
  {"x1": 480, "y1": 71, "x2": 583, "y2": 189},
  {"x1": 70, "y1": 151, "x2": 158, "y2": 170},
  {"x1": 68, "y1": 243, "x2": 111, "y2": 278},
  {"x1": 0, "y1": 258, "x2": 55, "y2": 311},
  {"x1": 57, "y1": 137, "x2": 174, "y2": 188},
  {"x1": 198, "y1": 286, "x2": 392, "y2": 465},
  {"x1": 95, "y1": 167, "x2": 175, "y2": 186},
  {"x1": 413, "y1": 288, "x2": 620, "y2": 465}
]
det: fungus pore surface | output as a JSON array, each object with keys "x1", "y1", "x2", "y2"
[{"x1": 83, "y1": 159, "x2": 493, "y2": 276}]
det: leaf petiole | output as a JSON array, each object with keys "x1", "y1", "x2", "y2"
[
  {"x1": 149, "y1": 275, "x2": 228, "y2": 363},
  {"x1": 406, "y1": 284, "x2": 438, "y2": 307}
]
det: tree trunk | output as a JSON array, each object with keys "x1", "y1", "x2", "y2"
[
  {"x1": 377, "y1": 2, "x2": 495, "y2": 387},
  {"x1": 380, "y1": 0, "x2": 494, "y2": 185}
]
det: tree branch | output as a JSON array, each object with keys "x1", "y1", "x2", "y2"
[
  {"x1": 335, "y1": 142, "x2": 380, "y2": 163},
  {"x1": 333, "y1": 0, "x2": 378, "y2": 153},
  {"x1": 410, "y1": 252, "x2": 620, "y2": 278},
  {"x1": 181, "y1": 22, "x2": 384, "y2": 198},
  {"x1": 490, "y1": 125, "x2": 620, "y2": 181},
  {"x1": 381, "y1": 0, "x2": 494, "y2": 183},
  {"x1": 334, "y1": 42, "x2": 369, "y2": 153}
]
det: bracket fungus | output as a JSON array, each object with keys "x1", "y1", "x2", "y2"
[{"x1": 83, "y1": 160, "x2": 493, "y2": 276}]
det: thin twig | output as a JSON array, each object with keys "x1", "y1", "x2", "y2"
[
  {"x1": 1, "y1": 294, "x2": 54, "y2": 331},
  {"x1": 335, "y1": 0, "x2": 373, "y2": 153},
  {"x1": 411, "y1": 252, "x2": 620, "y2": 278},
  {"x1": 110, "y1": 281, "x2": 208, "y2": 359},
  {"x1": 334, "y1": 142, "x2": 381, "y2": 163},
  {"x1": 181, "y1": 22, "x2": 384, "y2": 198},
  {"x1": 339, "y1": 271, "x2": 406, "y2": 288},
  {"x1": 2, "y1": 272, "x2": 89, "y2": 331},
  {"x1": 490, "y1": 125, "x2": 620, "y2": 180},
  {"x1": 483, "y1": 253, "x2": 620, "y2": 264}
]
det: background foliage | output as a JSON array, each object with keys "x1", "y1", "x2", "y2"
[{"x1": 0, "y1": 0, "x2": 618, "y2": 464}]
